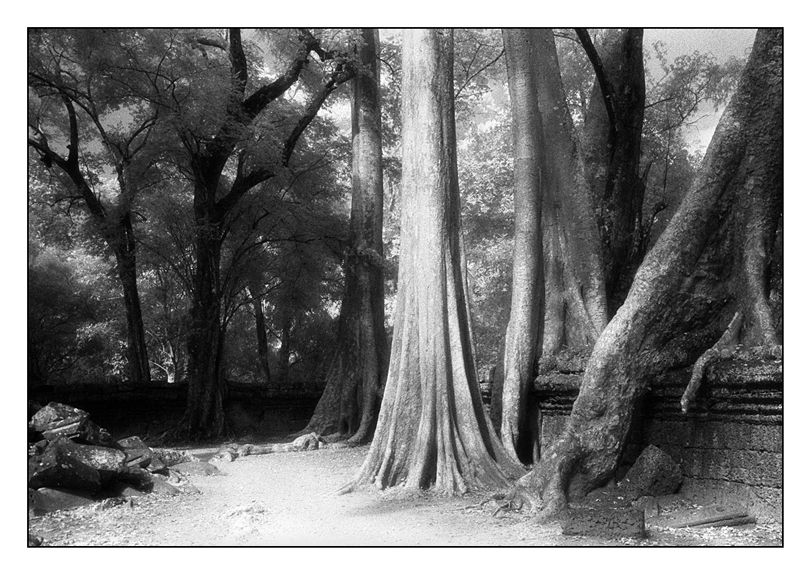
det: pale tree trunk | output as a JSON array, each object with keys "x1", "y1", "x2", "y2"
[
  {"x1": 579, "y1": 29, "x2": 646, "y2": 315},
  {"x1": 533, "y1": 29, "x2": 608, "y2": 355},
  {"x1": 491, "y1": 29, "x2": 608, "y2": 456},
  {"x1": 499, "y1": 29, "x2": 544, "y2": 464},
  {"x1": 304, "y1": 29, "x2": 388, "y2": 444},
  {"x1": 520, "y1": 29, "x2": 783, "y2": 519},
  {"x1": 341, "y1": 29, "x2": 522, "y2": 494}
]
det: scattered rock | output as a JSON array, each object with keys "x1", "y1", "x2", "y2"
[
  {"x1": 618, "y1": 444, "x2": 682, "y2": 500},
  {"x1": 29, "y1": 487, "x2": 96, "y2": 515},
  {"x1": 149, "y1": 475, "x2": 182, "y2": 496},
  {"x1": 117, "y1": 436, "x2": 154, "y2": 469},
  {"x1": 151, "y1": 448, "x2": 197, "y2": 467},
  {"x1": 28, "y1": 438, "x2": 103, "y2": 492},
  {"x1": 30, "y1": 402, "x2": 116, "y2": 447},
  {"x1": 561, "y1": 507, "x2": 646, "y2": 538},
  {"x1": 56, "y1": 439, "x2": 128, "y2": 484},
  {"x1": 170, "y1": 460, "x2": 223, "y2": 476}
]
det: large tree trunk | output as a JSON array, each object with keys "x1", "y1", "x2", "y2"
[
  {"x1": 178, "y1": 200, "x2": 227, "y2": 439},
  {"x1": 579, "y1": 29, "x2": 646, "y2": 315},
  {"x1": 499, "y1": 29, "x2": 544, "y2": 464},
  {"x1": 341, "y1": 29, "x2": 522, "y2": 494},
  {"x1": 305, "y1": 29, "x2": 388, "y2": 444},
  {"x1": 520, "y1": 29, "x2": 783, "y2": 519},
  {"x1": 534, "y1": 29, "x2": 609, "y2": 355}
]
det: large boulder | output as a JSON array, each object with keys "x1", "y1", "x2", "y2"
[
  {"x1": 29, "y1": 402, "x2": 116, "y2": 447},
  {"x1": 28, "y1": 438, "x2": 102, "y2": 492},
  {"x1": 28, "y1": 487, "x2": 96, "y2": 516},
  {"x1": 28, "y1": 437, "x2": 128, "y2": 492},
  {"x1": 618, "y1": 444, "x2": 683, "y2": 500}
]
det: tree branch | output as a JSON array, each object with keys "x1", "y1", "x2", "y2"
[{"x1": 575, "y1": 28, "x2": 618, "y2": 140}]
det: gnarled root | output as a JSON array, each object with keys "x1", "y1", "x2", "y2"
[{"x1": 681, "y1": 312, "x2": 742, "y2": 413}]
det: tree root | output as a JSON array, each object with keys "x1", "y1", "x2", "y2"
[
  {"x1": 458, "y1": 486, "x2": 541, "y2": 518},
  {"x1": 681, "y1": 312, "x2": 742, "y2": 413}
]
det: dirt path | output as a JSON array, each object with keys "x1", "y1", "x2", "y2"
[{"x1": 28, "y1": 444, "x2": 782, "y2": 546}]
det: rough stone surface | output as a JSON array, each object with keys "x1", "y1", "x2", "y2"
[
  {"x1": 28, "y1": 438, "x2": 102, "y2": 492},
  {"x1": 561, "y1": 507, "x2": 646, "y2": 538},
  {"x1": 28, "y1": 487, "x2": 96, "y2": 516},
  {"x1": 30, "y1": 402, "x2": 89, "y2": 433},
  {"x1": 117, "y1": 436, "x2": 154, "y2": 469},
  {"x1": 618, "y1": 444, "x2": 683, "y2": 500}
]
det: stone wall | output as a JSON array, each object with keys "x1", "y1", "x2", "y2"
[
  {"x1": 29, "y1": 381, "x2": 321, "y2": 440},
  {"x1": 533, "y1": 359, "x2": 783, "y2": 522}
]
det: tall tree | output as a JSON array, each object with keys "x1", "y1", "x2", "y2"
[
  {"x1": 340, "y1": 29, "x2": 521, "y2": 493},
  {"x1": 519, "y1": 28, "x2": 782, "y2": 518},
  {"x1": 175, "y1": 29, "x2": 355, "y2": 438},
  {"x1": 499, "y1": 29, "x2": 544, "y2": 463},
  {"x1": 28, "y1": 29, "x2": 162, "y2": 384},
  {"x1": 304, "y1": 29, "x2": 388, "y2": 443}
]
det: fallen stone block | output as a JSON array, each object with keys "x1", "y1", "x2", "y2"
[
  {"x1": 117, "y1": 436, "x2": 154, "y2": 469},
  {"x1": 655, "y1": 503, "x2": 753, "y2": 529},
  {"x1": 618, "y1": 444, "x2": 682, "y2": 500},
  {"x1": 561, "y1": 507, "x2": 646, "y2": 538},
  {"x1": 28, "y1": 439, "x2": 102, "y2": 492},
  {"x1": 30, "y1": 402, "x2": 116, "y2": 447},
  {"x1": 28, "y1": 487, "x2": 96, "y2": 516},
  {"x1": 56, "y1": 439, "x2": 127, "y2": 484}
]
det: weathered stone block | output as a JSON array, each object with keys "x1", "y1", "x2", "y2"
[
  {"x1": 619, "y1": 444, "x2": 683, "y2": 500},
  {"x1": 561, "y1": 507, "x2": 646, "y2": 538},
  {"x1": 28, "y1": 487, "x2": 96, "y2": 516},
  {"x1": 117, "y1": 436, "x2": 154, "y2": 469},
  {"x1": 28, "y1": 439, "x2": 102, "y2": 492}
]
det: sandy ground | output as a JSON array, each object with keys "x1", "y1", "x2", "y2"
[{"x1": 27, "y1": 443, "x2": 782, "y2": 547}]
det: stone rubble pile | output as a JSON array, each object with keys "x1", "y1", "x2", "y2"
[{"x1": 28, "y1": 401, "x2": 204, "y2": 516}]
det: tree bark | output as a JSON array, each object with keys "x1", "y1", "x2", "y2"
[
  {"x1": 305, "y1": 29, "x2": 388, "y2": 444},
  {"x1": 499, "y1": 29, "x2": 544, "y2": 464},
  {"x1": 520, "y1": 29, "x2": 783, "y2": 519},
  {"x1": 533, "y1": 30, "x2": 609, "y2": 355},
  {"x1": 579, "y1": 29, "x2": 646, "y2": 315},
  {"x1": 341, "y1": 29, "x2": 522, "y2": 494}
]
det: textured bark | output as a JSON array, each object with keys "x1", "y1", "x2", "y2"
[
  {"x1": 341, "y1": 29, "x2": 522, "y2": 494},
  {"x1": 500, "y1": 29, "x2": 544, "y2": 464},
  {"x1": 580, "y1": 29, "x2": 646, "y2": 315},
  {"x1": 533, "y1": 30, "x2": 609, "y2": 355},
  {"x1": 520, "y1": 29, "x2": 783, "y2": 519},
  {"x1": 304, "y1": 29, "x2": 388, "y2": 444}
]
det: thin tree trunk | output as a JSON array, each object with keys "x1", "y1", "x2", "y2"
[
  {"x1": 499, "y1": 28, "x2": 544, "y2": 464},
  {"x1": 305, "y1": 29, "x2": 388, "y2": 444},
  {"x1": 341, "y1": 29, "x2": 522, "y2": 494},
  {"x1": 248, "y1": 286, "x2": 272, "y2": 384},
  {"x1": 520, "y1": 29, "x2": 782, "y2": 519}
]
